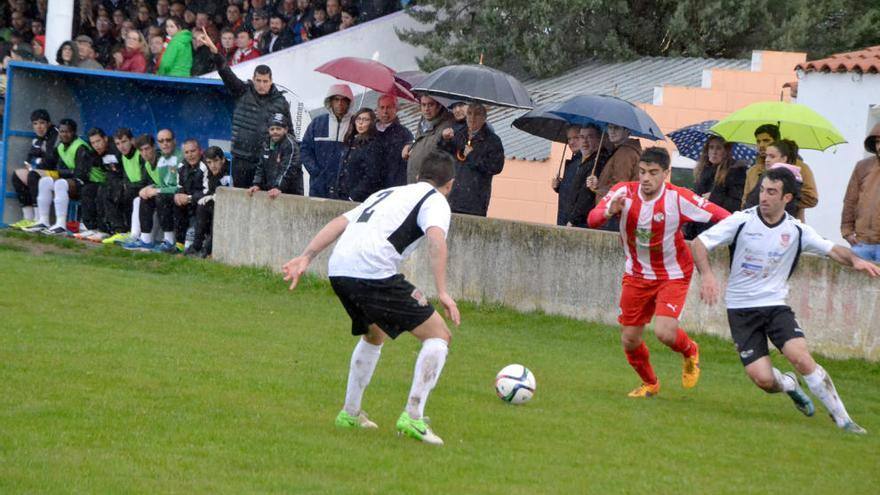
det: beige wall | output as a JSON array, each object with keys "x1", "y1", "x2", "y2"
[{"x1": 213, "y1": 188, "x2": 880, "y2": 361}]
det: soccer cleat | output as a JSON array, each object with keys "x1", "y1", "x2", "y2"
[
  {"x1": 682, "y1": 344, "x2": 701, "y2": 389},
  {"x1": 44, "y1": 225, "x2": 68, "y2": 235},
  {"x1": 10, "y1": 218, "x2": 36, "y2": 229},
  {"x1": 627, "y1": 381, "x2": 660, "y2": 398},
  {"x1": 73, "y1": 229, "x2": 96, "y2": 240},
  {"x1": 87, "y1": 231, "x2": 109, "y2": 242},
  {"x1": 152, "y1": 241, "x2": 178, "y2": 254},
  {"x1": 839, "y1": 420, "x2": 867, "y2": 435},
  {"x1": 104, "y1": 232, "x2": 133, "y2": 245},
  {"x1": 396, "y1": 411, "x2": 444, "y2": 445},
  {"x1": 122, "y1": 239, "x2": 155, "y2": 251},
  {"x1": 783, "y1": 372, "x2": 815, "y2": 417},
  {"x1": 335, "y1": 410, "x2": 378, "y2": 429},
  {"x1": 23, "y1": 222, "x2": 50, "y2": 233}
]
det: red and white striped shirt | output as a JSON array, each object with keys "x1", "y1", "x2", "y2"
[{"x1": 589, "y1": 182, "x2": 730, "y2": 280}]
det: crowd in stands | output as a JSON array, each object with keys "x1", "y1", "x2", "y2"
[{"x1": 0, "y1": 0, "x2": 408, "y2": 78}]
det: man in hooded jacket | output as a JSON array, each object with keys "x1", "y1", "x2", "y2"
[{"x1": 300, "y1": 84, "x2": 354, "y2": 198}]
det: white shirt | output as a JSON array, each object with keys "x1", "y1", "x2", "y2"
[
  {"x1": 698, "y1": 207, "x2": 834, "y2": 308},
  {"x1": 328, "y1": 182, "x2": 451, "y2": 279}
]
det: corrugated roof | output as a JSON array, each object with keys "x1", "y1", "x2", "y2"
[
  {"x1": 796, "y1": 46, "x2": 880, "y2": 74},
  {"x1": 389, "y1": 56, "x2": 750, "y2": 161}
]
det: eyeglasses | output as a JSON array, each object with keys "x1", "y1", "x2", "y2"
[{"x1": 157, "y1": 138, "x2": 173, "y2": 143}]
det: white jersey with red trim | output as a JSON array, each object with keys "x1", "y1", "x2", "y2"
[{"x1": 593, "y1": 182, "x2": 731, "y2": 280}]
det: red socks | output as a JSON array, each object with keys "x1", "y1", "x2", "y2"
[
  {"x1": 668, "y1": 328, "x2": 698, "y2": 358},
  {"x1": 625, "y1": 342, "x2": 657, "y2": 385}
]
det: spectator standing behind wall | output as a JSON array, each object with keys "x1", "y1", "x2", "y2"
[
  {"x1": 567, "y1": 125, "x2": 610, "y2": 228},
  {"x1": 335, "y1": 108, "x2": 385, "y2": 202},
  {"x1": 199, "y1": 28, "x2": 291, "y2": 189},
  {"x1": 300, "y1": 84, "x2": 354, "y2": 197},
  {"x1": 404, "y1": 95, "x2": 455, "y2": 184},
  {"x1": 587, "y1": 123, "x2": 641, "y2": 230},
  {"x1": 375, "y1": 95, "x2": 413, "y2": 188},
  {"x1": 684, "y1": 136, "x2": 747, "y2": 239},
  {"x1": 440, "y1": 103, "x2": 505, "y2": 217},
  {"x1": 260, "y1": 14, "x2": 294, "y2": 54},
  {"x1": 841, "y1": 124, "x2": 880, "y2": 261},
  {"x1": 552, "y1": 126, "x2": 582, "y2": 226},
  {"x1": 248, "y1": 113, "x2": 303, "y2": 198},
  {"x1": 75, "y1": 35, "x2": 104, "y2": 70}
]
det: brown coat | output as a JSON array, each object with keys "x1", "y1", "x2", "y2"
[
  {"x1": 742, "y1": 157, "x2": 818, "y2": 221},
  {"x1": 406, "y1": 111, "x2": 455, "y2": 184},
  {"x1": 596, "y1": 138, "x2": 641, "y2": 197},
  {"x1": 841, "y1": 155, "x2": 880, "y2": 244}
]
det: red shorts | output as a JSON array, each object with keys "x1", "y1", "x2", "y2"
[{"x1": 618, "y1": 275, "x2": 690, "y2": 326}]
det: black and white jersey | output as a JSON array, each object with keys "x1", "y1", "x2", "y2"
[
  {"x1": 698, "y1": 207, "x2": 834, "y2": 309},
  {"x1": 328, "y1": 182, "x2": 451, "y2": 279}
]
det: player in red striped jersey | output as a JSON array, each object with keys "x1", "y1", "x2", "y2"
[{"x1": 588, "y1": 147, "x2": 731, "y2": 397}]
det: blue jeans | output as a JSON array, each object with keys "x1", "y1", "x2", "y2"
[{"x1": 852, "y1": 243, "x2": 880, "y2": 261}]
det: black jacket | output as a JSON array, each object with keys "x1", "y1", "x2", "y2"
[
  {"x1": 376, "y1": 120, "x2": 414, "y2": 188},
  {"x1": 44, "y1": 141, "x2": 96, "y2": 182},
  {"x1": 441, "y1": 125, "x2": 505, "y2": 216},
  {"x1": 259, "y1": 31, "x2": 294, "y2": 54},
  {"x1": 214, "y1": 53, "x2": 292, "y2": 162},
  {"x1": 335, "y1": 135, "x2": 384, "y2": 202},
  {"x1": 197, "y1": 161, "x2": 232, "y2": 202},
  {"x1": 554, "y1": 151, "x2": 581, "y2": 226},
  {"x1": 191, "y1": 45, "x2": 215, "y2": 76},
  {"x1": 254, "y1": 135, "x2": 303, "y2": 195},
  {"x1": 685, "y1": 160, "x2": 748, "y2": 239},
  {"x1": 27, "y1": 126, "x2": 59, "y2": 169},
  {"x1": 179, "y1": 161, "x2": 205, "y2": 196},
  {"x1": 568, "y1": 148, "x2": 611, "y2": 227}
]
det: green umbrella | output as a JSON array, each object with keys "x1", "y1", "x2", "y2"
[{"x1": 709, "y1": 101, "x2": 846, "y2": 151}]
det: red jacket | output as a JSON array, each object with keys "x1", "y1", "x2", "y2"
[
  {"x1": 119, "y1": 48, "x2": 147, "y2": 73},
  {"x1": 231, "y1": 46, "x2": 261, "y2": 65}
]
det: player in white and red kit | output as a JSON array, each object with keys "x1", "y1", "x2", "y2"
[{"x1": 588, "y1": 147, "x2": 730, "y2": 397}]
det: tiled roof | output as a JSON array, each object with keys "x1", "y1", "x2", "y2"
[
  {"x1": 796, "y1": 46, "x2": 880, "y2": 74},
  {"x1": 336, "y1": 56, "x2": 750, "y2": 161}
]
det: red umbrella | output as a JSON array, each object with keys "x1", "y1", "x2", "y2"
[{"x1": 314, "y1": 57, "x2": 417, "y2": 102}]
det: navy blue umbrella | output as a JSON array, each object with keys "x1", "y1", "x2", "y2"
[
  {"x1": 511, "y1": 101, "x2": 571, "y2": 143},
  {"x1": 669, "y1": 120, "x2": 758, "y2": 162},
  {"x1": 549, "y1": 94, "x2": 665, "y2": 141}
]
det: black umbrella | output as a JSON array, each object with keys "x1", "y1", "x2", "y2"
[
  {"x1": 411, "y1": 64, "x2": 534, "y2": 110},
  {"x1": 511, "y1": 101, "x2": 570, "y2": 143}
]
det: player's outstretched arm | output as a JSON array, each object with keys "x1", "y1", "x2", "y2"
[
  {"x1": 829, "y1": 245, "x2": 880, "y2": 277},
  {"x1": 426, "y1": 226, "x2": 460, "y2": 326},
  {"x1": 282, "y1": 215, "x2": 349, "y2": 290},
  {"x1": 692, "y1": 239, "x2": 721, "y2": 305}
]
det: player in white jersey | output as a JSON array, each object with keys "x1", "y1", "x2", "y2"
[
  {"x1": 692, "y1": 167, "x2": 880, "y2": 434},
  {"x1": 282, "y1": 151, "x2": 460, "y2": 445}
]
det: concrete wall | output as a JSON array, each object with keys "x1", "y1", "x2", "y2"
[
  {"x1": 213, "y1": 188, "x2": 880, "y2": 361},
  {"x1": 795, "y1": 72, "x2": 880, "y2": 245}
]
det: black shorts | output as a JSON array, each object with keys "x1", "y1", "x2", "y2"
[
  {"x1": 726, "y1": 306, "x2": 806, "y2": 366},
  {"x1": 329, "y1": 274, "x2": 436, "y2": 339}
]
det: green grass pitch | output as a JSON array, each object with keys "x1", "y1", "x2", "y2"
[{"x1": 1, "y1": 232, "x2": 878, "y2": 494}]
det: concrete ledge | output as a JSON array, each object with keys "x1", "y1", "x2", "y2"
[{"x1": 214, "y1": 188, "x2": 880, "y2": 361}]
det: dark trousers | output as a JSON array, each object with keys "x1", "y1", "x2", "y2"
[
  {"x1": 103, "y1": 177, "x2": 140, "y2": 234},
  {"x1": 231, "y1": 156, "x2": 258, "y2": 189},
  {"x1": 11, "y1": 170, "x2": 41, "y2": 206},
  {"x1": 79, "y1": 183, "x2": 106, "y2": 230},
  {"x1": 140, "y1": 193, "x2": 187, "y2": 239},
  {"x1": 194, "y1": 201, "x2": 214, "y2": 252}
]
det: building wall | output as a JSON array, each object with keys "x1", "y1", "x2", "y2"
[
  {"x1": 487, "y1": 51, "x2": 807, "y2": 225},
  {"x1": 213, "y1": 188, "x2": 880, "y2": 361},
  {"x1": 795, "y1": 72, "x2": 880, "y2": 244}
]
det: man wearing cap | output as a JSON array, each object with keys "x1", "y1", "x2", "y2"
[
  {"x1": 403, "y1": 95, "x2": 455, "y2": 184},
  {"x1": 375, "y1": 95, "x2": 413, "y2": 188},
  {"x1": 248, "y1": 113, "x2": 303, "y2": 198},
  {"x1": 841, "y1": 123, "x2": 880, "y2": 261},
  {"x1": 301, "y1": 84, "x2": 354, "y2": 198},
  {"x1": 198, "y1": 27, "x2": 291, "y2": 189},
  {"x1": 75, "y1": 35, "x2": 104, "y2": 70}
]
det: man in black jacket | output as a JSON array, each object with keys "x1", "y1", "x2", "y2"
[
  {"x1": 260, "y1": 14, "x2": 294, "y2": 54},
  {"x1": 188, "y1": 146, "x2": 232, "y2": 257},
  {"x1": 248, "y1": 113, "x2": 303, "y2": 198},
  {"x1": 197, "y1": 27, "x2": 291, "y2": 189},
  {"x1": 551, "y1": 125, "x2": 582, "y2": 226},
  {"x1": 375, "y1": 95, "x2": 413, "y2": 188},
  {"x1": 440, "y1": 103, "x2": 505, "y2": 216},
  {"x1": 567, "y1": 124, "x2": 610, "y2": 228},
  {"x1": 174, "y1": 139, "x2": 208, "y2": 247}
]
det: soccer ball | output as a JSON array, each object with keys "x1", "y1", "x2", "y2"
[{"x1": 495, "y1": 364, "x2": 536, "y2": 404}]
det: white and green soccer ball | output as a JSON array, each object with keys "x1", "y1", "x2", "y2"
[{"x1": 495, "y1": 364, "x2": 536, "y2": 405}]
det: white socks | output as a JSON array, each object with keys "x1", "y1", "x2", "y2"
[
  {"x1": 22, "y1": 206, "x2": 35, "y2": 221},
  {"x1": 343, "y1": 338, "x2": 383, "y2": 416},
  {"x1": 804, "y1": 365, "x2": 852, "y2": 427},
  {"x1": 37, "y1": 176, "x2": 53, "y2": 225},
  {"x1": 130, "y1": 197, "x2": 141, "y2": 237},
  {"x1": 771, "y1": 368, "x2": 797, "y2": 393},
  {"x1": 406, "y1": 338, "x2": 449, "y2": 420},
  {"x1": 163, "y1": 231, "x2": 175, "y2": 244},
  {"x1": 140, "y1": 233, "x2": 153, "y2": 244},
  {"x1": 52, "y1": 179, "x2": 69, "y2": 228}
]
